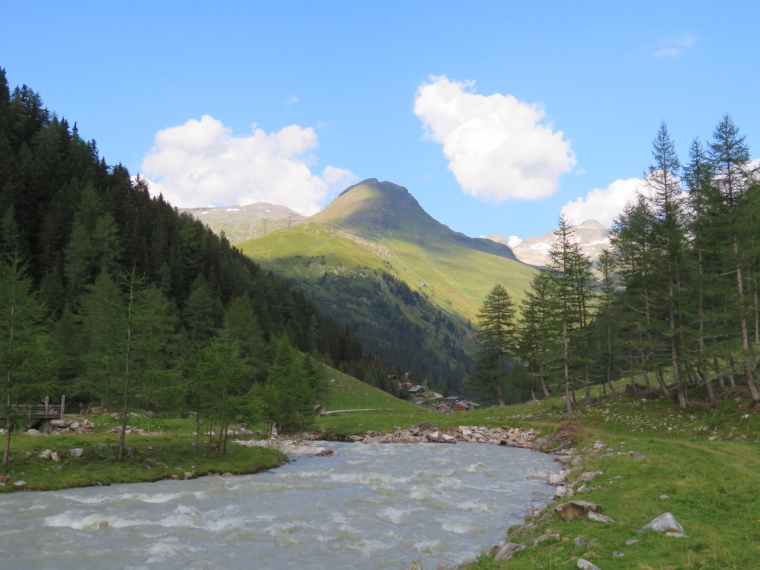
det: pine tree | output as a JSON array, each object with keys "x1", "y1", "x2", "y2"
[
  {"x1": 0, "y1": 253, "x2": 55, "y2": 466},
  {"x1": 190, "y1": 329, "x2": 255, "y2": 458},
  {"x1": 468, "y1": 284, "x2": 517, "y2": 406},
  {"x1": 708, "y1": 116, "x2": 760, "y2": 400},
  {"x1": 518, "y1": 272, "x2": 557, "y2": 399}
]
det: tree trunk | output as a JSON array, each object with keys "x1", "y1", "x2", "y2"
[
  {"x1": 655, "y1": 369, "x2": 670, "y2": 396},
  {"x1": 733, "y1": 235, "x2": 760, "y2": 400},
  {"x1": 565, "y1": 382, "x2": 572, "y2": 416},
  {"x1": 2, "y1": 416, "x2": 10, "y2": 468}
]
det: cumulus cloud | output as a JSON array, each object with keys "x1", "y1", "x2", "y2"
[
  {"x1": 140, "y1": 115, "x2": 356, "y2": 214},
  {"x1": 652, "y1": 35, "x2": 695, "y2": 57},
  {"x1": 414, "y1": 76, "x2": 575, "y2": 202},
  {"x1": 561, "y1": 178, "x2": 650, "y2": 227}
]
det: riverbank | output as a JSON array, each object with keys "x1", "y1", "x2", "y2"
[
  {"x1": 0, "y1": 430, "x2": 287, "y2": 492},
  {"x1": 452, "y1": 398, "x2": 760, "y2": 570}
]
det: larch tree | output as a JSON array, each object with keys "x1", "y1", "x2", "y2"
[
  {"x1": 0, "y1": 253, "x2": 55, "y2": 467},
  {"x1": 468, "y1": 284, "x2": 517, "y2": 407},
  {"x1": 708, "y1": 115, "x2": 760, "y2": 401}
]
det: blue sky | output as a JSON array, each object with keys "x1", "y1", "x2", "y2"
[{"x1": 2, "y1": 1, "x2": 759, "y2": 242}]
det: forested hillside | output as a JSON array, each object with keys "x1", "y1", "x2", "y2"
[
  {"x1": 0, "y1": 70, "x2": 396, "y2": 463},
  {"x1": 513, "y1": 120, "x2": 760, "y2": 411}
]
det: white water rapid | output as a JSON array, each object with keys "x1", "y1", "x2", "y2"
[{"x1": 0, "y1": 441, "x2": 558, "y2": 569}]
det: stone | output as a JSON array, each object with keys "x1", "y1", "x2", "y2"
[
  {"x1": 548, "y1": 472, "x2": 567, "y2": 485},
  {"x1": 50, "y1": 419, "x2": 67, "y2": 428},
  {"x1": 220, "y1": 472, "x2": 235, "y2": 478},
  {"x1": 612, "y1": 550, "x2": 625, "y2": 558},
  {"x1": 577, "y1": 559, "x2": 601, "y2": 570},
  {"x1": 170, "y1": 474, "x2": 180, "y2": 480},
  {"x1": 489, "y1": 542, "x2": 526, "y2": 562},
  {"x1": 588, "y1": 511, "x2": 615, "y2": 523},
  {"x1": 13, "y1": 480, "x2": 26, "y2": 487},
  {"x1": 660, "y1": 494, "x2": 669, "y2": 499},
  {"x1": 577, "y1": 471, "x2": 603, "y2": 483},
  {"x1": 39, "y1": 449, "x2": 53, "y2": 459},
  {"x1": 665, "y1": 531, "x2": 689, "y2": 538},
  {"x1": 69, "y1": 448, "x2": 84, "y2": 458},
  {"x1": 51, "y1": 451, "x2": 60, "y2": 462},
  {"x1": 184, "y1": 471, "x2": 195, "y2": 480},
  {"x1": 554, "y1": 485, "x2": 571, "y2": 500},
  {"x1": 529, "y1": 530, "x2": 559, "y2": 547},
  {"x1": 625, "y1": 539, "x2": 639, "y2": 546},
  {"x1": 25, "y1": 429, "x2": 41, "y2": 436},
  {"x1": 554, "y1": 501, "x2": 603, "y2": 522},
  {"x1": 573, "y1": 537, "x2": 591, "y2": 548},
  {"x1": 642, "y1": 512, "x2": 684, "y2": 533}
]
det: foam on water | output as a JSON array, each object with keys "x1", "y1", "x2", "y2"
[
  {"x1": 5, "y1": 441, "x2": 558, "y2": 570},
  {"x1": 376, "y1": 507, "x2": 414, "y2": 525}
]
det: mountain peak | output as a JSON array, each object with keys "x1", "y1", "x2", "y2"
[{"x1": 311, "y1": 178, "x2": 427, "y2": 233}]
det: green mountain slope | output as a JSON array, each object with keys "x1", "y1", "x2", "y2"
[
  {"x1": 238, "y1": 179, "x2": 538, "y2": 391},
  {"x1": 243, "y1": 179, "x2": 536, "y2": 320}
]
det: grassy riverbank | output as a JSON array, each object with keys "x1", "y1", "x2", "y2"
[
  {"x1": 0, "y1": 426, "x2": 287, "y2": 492},
  {"x1": 319, "y1": 371, "x2": 760, "y2": 568},
  {"x1": 3, "y1": 369, "x2": 759, "y2": 570}
]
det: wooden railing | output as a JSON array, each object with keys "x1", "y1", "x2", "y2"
[{"x1": 0, "y1": 396, "x2": 65, "y2": 420}]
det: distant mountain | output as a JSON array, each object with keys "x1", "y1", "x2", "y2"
[
  {"x1": 237, "y1": 178, "x2": 538, "y2": 392},
  {"x1": 178, "y1": 203, "x2": 303, "y2": 243},
  {"x1": 495, "y1": 219, "x2": 611, "y2": 267}
]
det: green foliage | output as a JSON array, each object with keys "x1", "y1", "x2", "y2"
[
  {"x1": 262, "y1": 337, "x2": 317, "y2": 435},
  {"x1": 0, "y1": 253, "x2": 56, "y2": 466},
  {"x1": 189, "y1": 328, "x2": 257, "y2": 458},
  {"x1": 468, "y1": 284, "x2": 519, "y2": 406},
  {"x1": 0, "y1": 71, "x2": 397, "y2": 457}
]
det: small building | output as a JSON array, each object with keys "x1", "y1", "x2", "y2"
[{"x1": 408, "y1": 386, "x2": 427, "y2": 400}]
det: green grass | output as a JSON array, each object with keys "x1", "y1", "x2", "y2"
[
  {"x1": 238, "y1": 222, "x2": 536, "y2": 324},
  {"x1": 315, "y1": 373, "x2": 760, "y2": 568},
  {"x1": 0, "y1": 423, "x2": 286, "y2": 493}
]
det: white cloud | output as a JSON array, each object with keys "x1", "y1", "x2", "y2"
[
  {"x1": 286, "y1": 94, "x2": 299, "y2": 106},
  {"x1": 414, "y1": 76, "x2": 575, "y2": 202},
  {"x1": 507, "y1": 236, "x2": 523, "y2": 248},
  {"x1": 140, "y1": 115, "x2": 356, "y2": 214},
  {"x1": 652, "y1": 35, "x2": 695, "y2": 57},
  {"x1": 561, "y1": 177, "x2": 650, "y2": 227}
]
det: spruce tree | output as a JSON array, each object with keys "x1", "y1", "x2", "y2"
[{"x1": 468, "y1": 284, "x2": 517, "y2": 406}]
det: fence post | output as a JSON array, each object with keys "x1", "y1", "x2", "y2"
[{"x1": 60, "y1": 395, "x2": 65, "y2": 419}]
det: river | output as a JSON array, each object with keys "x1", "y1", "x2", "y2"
[{"x1": 0, "y1": 441, "x2": 558, "y2": 569}]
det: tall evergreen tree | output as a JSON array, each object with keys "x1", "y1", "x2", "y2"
[
  {"x1": 468, "y1": 284, "x2": 517, "y2": 406},
  {"x1": 0, "y1": 254, "x2": 54, "y2": 466}
]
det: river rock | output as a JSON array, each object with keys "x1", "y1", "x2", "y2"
[
  {"x1": 40, "y1": 449, "x2": 53, "y2": 459},
  {"x1": 25, "y1": 429, "x2": 41, "y2": 436},
  {"x1": 554, "y1": 501, "x2": 603, "y2": 522},
  {"x1": 547, "y1": 472, "x2": 567, "y2": 485},
  {"x1": 489, "y1": 541, "x2": 526, "y2": 561},
  {"x1": 642, "y1": 512, "x2": 684, "y2": 533},
  {"x1": 51, "y1": 451, "x2": 60, "y2": 462},
  {"x1": 13, "y1": 480, "x2": 26, "y2": 487},
  {"x1": 69, "y1": 448, "x2": 84, "y2": 458},
  {"x1": 50, "y1": 419, "x2": 68, "y2": 428},
  {"x1": 554, "y1": 485, "x2": 573, "y2": 500},
  {"x1": 577, "y1": 559, "x2": 601, "y2": 570}
]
